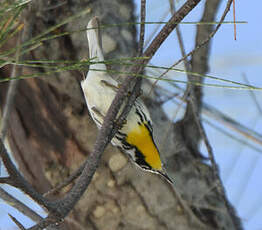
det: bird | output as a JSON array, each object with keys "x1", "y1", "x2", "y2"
[{"x1": 81, "y1": 17, "x2": 173, "y2": 184}]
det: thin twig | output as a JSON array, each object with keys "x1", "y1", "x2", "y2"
[
  {"x1": 242, "y1": 73, "x2": 262, "y2": 115},
  {"x1": 160, "y1": 1, "x2": 216, "y2": 227},
  {"x1": 0, "y1": 176, "x2": 15, "y2": 185},
  {"x1": 192, "y1": 203, "x2": 228, "y2": 215},
  {"x1": 142, "y1": 0, "x2": 201, "y2": 63},
  {"x1": 138, "y1": 0, "x2": 146, "y2": 56},
  {"x1": 204, "y1": 118, "x2": 262, "y2": 154},
  {"x1": 168, "y1": 79, "x2": 262, "y2": 144},
  {"x1": 177, "y1": 0, "x2": 233, "y2": 66},
  {"x1": 153, "y1": 0, "x2": 234, "y2": 86},
  {"x1": 160, "y1": 90, "x2": 262, "y2": 154},
  {"x1": 202, "y1": 103, "x2": 262, "y2": 146},
  {"x1": 0, "y1": 140, "x2": 53, "y2": 210},
  {"x1": 144, "y1": 10, "x2": 169, "y2": 47},
  {"x1": 0, "y1": 187, "x2": 43, "y2": 223},
  {"x1": 169, "y1": 0, "x2": 191, "y2": 84},
  {"x1": 170, "y1": 86, "x2": 262, "y2": 150},
  {"x1": 189, "y1": 96, "x2": 242, "y2": 230},
  {"x1": 8, "y1": 214, "x2": 26, "y2": 230},
  {"x1": 185, "y1": 0, "x2": 243, "y2": 228},
  {"x1": 169, "y1": 185, "x2": 211, "y2": 229},
  {"x1": 157, "y1": 0, "x2": 192, "y2": 155},
  {"x1": 43, "y1": 162, "x2": 85, "y2": 197},
  {"x1": 28, "y1": 216, "x2": 63, "y2": 230}
]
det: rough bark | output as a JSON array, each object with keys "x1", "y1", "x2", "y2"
[{"x1": 0, "y1": 0, "x2": 242, "y2": 229}]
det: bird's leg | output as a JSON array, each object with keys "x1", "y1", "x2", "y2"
[
  {"x1": 91, "y1": 106, "x2": 104, "y2": 126},
  {"x1": 91, "y1": 106, "x2": 104, "y2": 118},
  {"x1": 100, "y1": 80, "x2": 119, "y2": 92}
]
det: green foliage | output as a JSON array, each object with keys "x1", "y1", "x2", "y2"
[{"x1": 0, "y1": 0, "x2": 257, "y2": 91}]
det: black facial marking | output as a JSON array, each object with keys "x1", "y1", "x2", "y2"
[
  {"x1": 134, "y1": 148, "x2": 152, "y2": 170},
  {"x1": 135, "y1": 108, "x2": 144, "y2": 122},
  {"x1": 117, "y1": 131, "x2": 127, "y2": 137}
]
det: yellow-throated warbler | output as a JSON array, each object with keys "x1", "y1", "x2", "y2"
[{"x1": 81, "y1": 17, "x2": 172, "y2": 184}]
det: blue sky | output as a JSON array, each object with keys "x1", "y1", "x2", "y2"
[
  {"x1": 1, "y1": 0, "x2": 262, "y2": 229},
  {"x1": 134, "y1": 0, "x2": 262, "y2": 229}
]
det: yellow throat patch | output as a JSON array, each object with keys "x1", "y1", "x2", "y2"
[{"x1": 125, "y1": 122, "x2": 162, "y2": 171}]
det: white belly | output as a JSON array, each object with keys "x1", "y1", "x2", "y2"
[
  {"x1": 81, "y1": 72, "x2": 118, "y2": 126},
  {"x1": 81, "y1": 71, "x2": 151, "y2": 149}
]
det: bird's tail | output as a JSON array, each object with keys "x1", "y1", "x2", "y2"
[{"x1": 86, "y1": 17, "x2": 106, "y2": 71}]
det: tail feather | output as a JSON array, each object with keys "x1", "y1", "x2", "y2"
[{"x1": 86, "y1": 17, "x2": 106, "y2": 71}]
